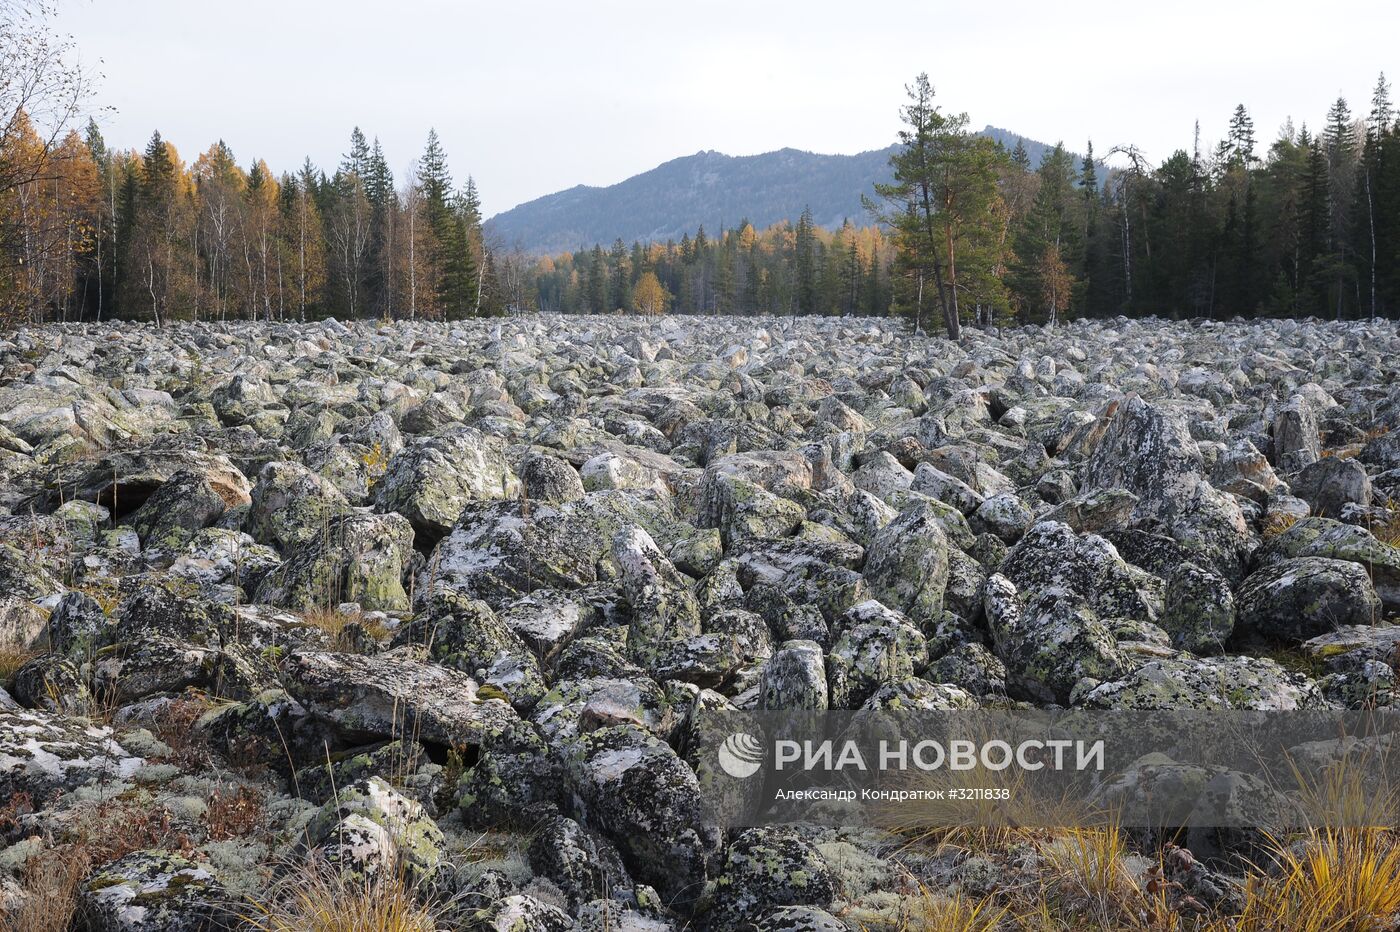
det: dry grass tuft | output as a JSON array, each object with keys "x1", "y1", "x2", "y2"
[
  {"x1": 865, "y1": 886, "x2": 1009, "y2": 932},
  {"x1": 1373, "y1": 503, "x2": 1400, "y2": 548},
  {"x1": 1221, "y1": 829, "x2": 1400, "y2": 932},
  {"x1": 242, "y1": 859, "x2": 445, "y2": 932},
  {"x1": 74, "y1": 799, "x2": 195, "y2": 866},
  {"x1": 0, "y1": 849, "x2": 87, "y2": 932},
  {"x1": 302, "y1": 606, "x2": 389, "y2": 651},
  {"x1": 150, "y1": 694, "x2": 216, "y2": 769},
  {"x1": 0, "y1": 643, "x2": 37, "y2": 683},
  {"x1": 1261, "y1": 512, "x2": 1300, "y2": 537}
]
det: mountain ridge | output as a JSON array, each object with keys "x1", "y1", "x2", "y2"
[{"x1": 486, "y1": 127, "x2": 1085, "y2": 255}]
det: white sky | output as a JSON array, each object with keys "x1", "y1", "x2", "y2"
[{"x1": 57, "y1": 0, "x2": 1397, "y2": 218}]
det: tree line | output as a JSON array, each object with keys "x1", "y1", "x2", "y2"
[
  {"x1": 1, "y1": 118, "x2": 532, "y2": 324},
  {"x1": 1, "y1": 2, "x2": 529, "y2": 325},
  {"x1": 529, "y1": 216, "x2": 896, "y2": 317},
  {"x1": 868, "y1": 72, "x2": 1400, "y2": 336},
  {"x1": 5, "y1": 0, "x2": 1396, "y2": 330},
  {"x1": 530, "y1": 71, "x2": 1400, "y2": 332}
]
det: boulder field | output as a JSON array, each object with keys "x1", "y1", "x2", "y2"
[{"x1": 1, "y1": 313, "x2": 1399, "y2": 928}]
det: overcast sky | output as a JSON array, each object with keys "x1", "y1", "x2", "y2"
[{"x1": 58, "y1": 0, "x2": 1396, "y2": 218}]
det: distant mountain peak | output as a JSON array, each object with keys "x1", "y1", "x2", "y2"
[{"x1": 486, "y1": 132, "x2": 1074, "y2": 255}]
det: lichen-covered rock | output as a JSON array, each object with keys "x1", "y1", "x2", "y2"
[
  {"x1": 652, "y1": 607, "x2": 772, "y2": 689},
  {"x1": 78, "y1": 850, "x2": 234, "y2": 932},
  {"x1": 293, "y1": 739, "x2": 432, "y2": 806},
  {"x1": 303, "y1": 776, "x2": 444, "y2": 884},
  {"x1": 1158, "y1": 562, "x2": 1235, "y2": 653},
  {"x1": 497, "y1": 588, "x2": 589, "y2": 657},
  {"x1": 375, "y1": 427, "x2": 520, "y2": 540},
  {"x1": 615, "y1": 526, "x2": 703, "y2": 666},
  {"x1": 281, "y1": 646, "x2": 519, "y2": 748},
  {"x1": 1041, "y1": 488, "x2": 1139, "y2": 534},
  {"x1": 0, "y1": 706, "x2": 143, "y2": 799},
  {"x1": 826, "y1": 601, "x2": 929, "y2": 709},
  {"x1": 984, "y1": 573, "x2": 1130, "y2": 704},
  {"x1": 1256, "y1": 517, "x2": 1400, "y2": 611},
  {"x1": 0, "y1": 594, "x2": 48, "y2": 658},
  {"x1": 425, "y1": 492, "x2": 688, "y2": 609},
  {"x1": 246, "y1": 459, "x2": 350, "y2": 552},
  {"x1": 860, "y1": 677, "x2": 978, "y2": 711},
  {"x1": 1210, "y1": 439, "x2": 1286, "y2": 503},
  {"x1": 561, "y1": 724, "x2": 721, "y2": 912},
  {"x1": 756, "y1": 906, "x2": 849, "y2": 931},
  {"x1": 528, "y1": 813, "x2": 634, "y2": 912},
  {"x1": 518, "y1": 450, "x2": 587, "y2": 503},
  {"x1": 698, "y1": 471, "x2": 805, "y2": 546},
  {"x1": 10, "y1": 653, "x2": 89, "y2": 713},
  {"x1": 395, "y1": 591, "x2": 546, "y2": 712},
  {"x1": 1235, "y1": 557, "x2": 1381, "y2": 643},
  {"x1": 909, "y1": 463, "x2": 984, "y2": 515},
  {"x1": 0, "y1": 541, "x2": 62, "y2": 602},
  {"x1": 458, "y1": 715, "x2": 564, "y2": 826},
  {"x1": 470, "y1": 895, "x2": 576, "y2": 932},
  {"x1": 531, "y1": 675, "x2": 673, "y2": 745},
  {"x1": 1289, "y1": 455, "x2": 1372, "y2": 517},
  {"x1": 582, "y1": 450, "x2": 670, "y2": 494},
  {"x1": 860, "y1": 502, "x2": 949, "y2": 631},
  {"x1": 971, "y1": 492, "x2": 1035, "y2": 543},
  {"x1": 1271, "y1": 394, "x2": 1321, "y2": 468},
  {"x1": 1082, "y1": 396, "x2": 1251, "y2": 580},
  {"x1": 759, "y1": 640, "x2": 829, "y2": 711},
  {"x1": 1075, "y1": 656, "x2": 1329, "y2": 710},
  {"x1": 127, "y1": 468, "x2": 228, "y2": 553},
  {"x1": 924, "y1": 641, "x2": 1008, "y2": 697},
  {"x1": 999, "y1": 521, "x2": 1162, "y2": 623},
  {"x1": 703, "y1": 827, "x2": 837, "y2": 929},
  {"x1": 254, "y1": 510, "x2": 414, "y2": 612}
]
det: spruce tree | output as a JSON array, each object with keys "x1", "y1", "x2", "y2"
[
  {"x1": 417, "y1": 129, "x2": 471, "y2": 318},
  {"x1": 795, "y1": 206, "x2": 817, "y2": 315}
]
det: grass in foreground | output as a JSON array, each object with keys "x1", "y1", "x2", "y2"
[
  {"x1": 242, "y1": 860, "x2": 446, "y2": 932},
  {"x1": 861, "y1": 820, "x2": 1400, "y2": 931}
]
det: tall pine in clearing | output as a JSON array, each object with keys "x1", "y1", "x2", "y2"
[{"x1": 418, "y1": 129, "x2": 476, "y2": 319}]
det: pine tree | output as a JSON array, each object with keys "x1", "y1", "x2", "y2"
[
  {"x1": 1228, "y1": 104, "x2": 1257, "y2": 166},
  {"x1": 1298, "y1": 128, "x2": 1331, "y2": 315},
  {"x1": 1323, "y1": 97, "x2": 1357, "y2": 316},
  {"x1": 586, "y1": 244, "x2": 608, "y2": 313},
  {"x1": 417, "y1": 129, "x2": 471, "y2": 318},
  {"x1": 1011, "y1": 144, "x2": 1082, "y2": 322},
  {"x1": 795, "y1": 206, "x2": 817, "y2": 315}
]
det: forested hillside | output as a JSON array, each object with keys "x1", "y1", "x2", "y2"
[
  {"x1": 3, "y1": 0, "x2": 1398, "y2": 328},
  {"x1": 484, "y1": 130, "x2": 1078, "y2": 255},
  {"x1": 531, "y1": 75, "x2": 1400, "y2": 328}
]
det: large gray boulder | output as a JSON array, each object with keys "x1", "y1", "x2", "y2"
[
  {"x1": 1236, "y1": 557, "x2": 1381, "y2": 643},
  {"x1": 375, "y1": 427, "x2": 521, "y2": 540},
  {"x1": 1082, "y1": 396, "x2": 1251, "y2": 580},
  {"x1": 860, "y1": 501, "x2": 950, "y2": 631},
  {"x1": 1289, "y1": 455, "x2": 1372, "y2": 517},
  {"x1": 615, "y1": 526, "x2": 703, "y2": 666},
  {"x1": 561, "y1": 724, "x2": 721, "y2": 912},
  {"x1": 254, "y1": 510, "x2": 414, "y2": 612},
  {"x1": 1256, "y1": 517, "x2": 1400, "y2": 611}
]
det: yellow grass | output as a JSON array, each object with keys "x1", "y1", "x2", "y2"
[
  {"x1": 1261, "y1": 511, "x2": 1300, "y2": 537},
  {"x1": 865, "y1": 886, "x2": 1009, "y2": 932},
  {"x1": 1221, "y1": 830, "x2": 1400, "y2": 932},
  {"x1": 242, "y1": 861, "x2": 443, "y2": 932},
  {"x1": 0, "y1": 644, "x2": 37, "y2": 682}
]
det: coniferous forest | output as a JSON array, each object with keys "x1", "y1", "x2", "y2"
[
  {"x1": 3, "y1": 0, "x2": 1399, "y2": 329},
  {"x1": 534, "y1": 73, "x2": 1400, "y2": 331}
]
